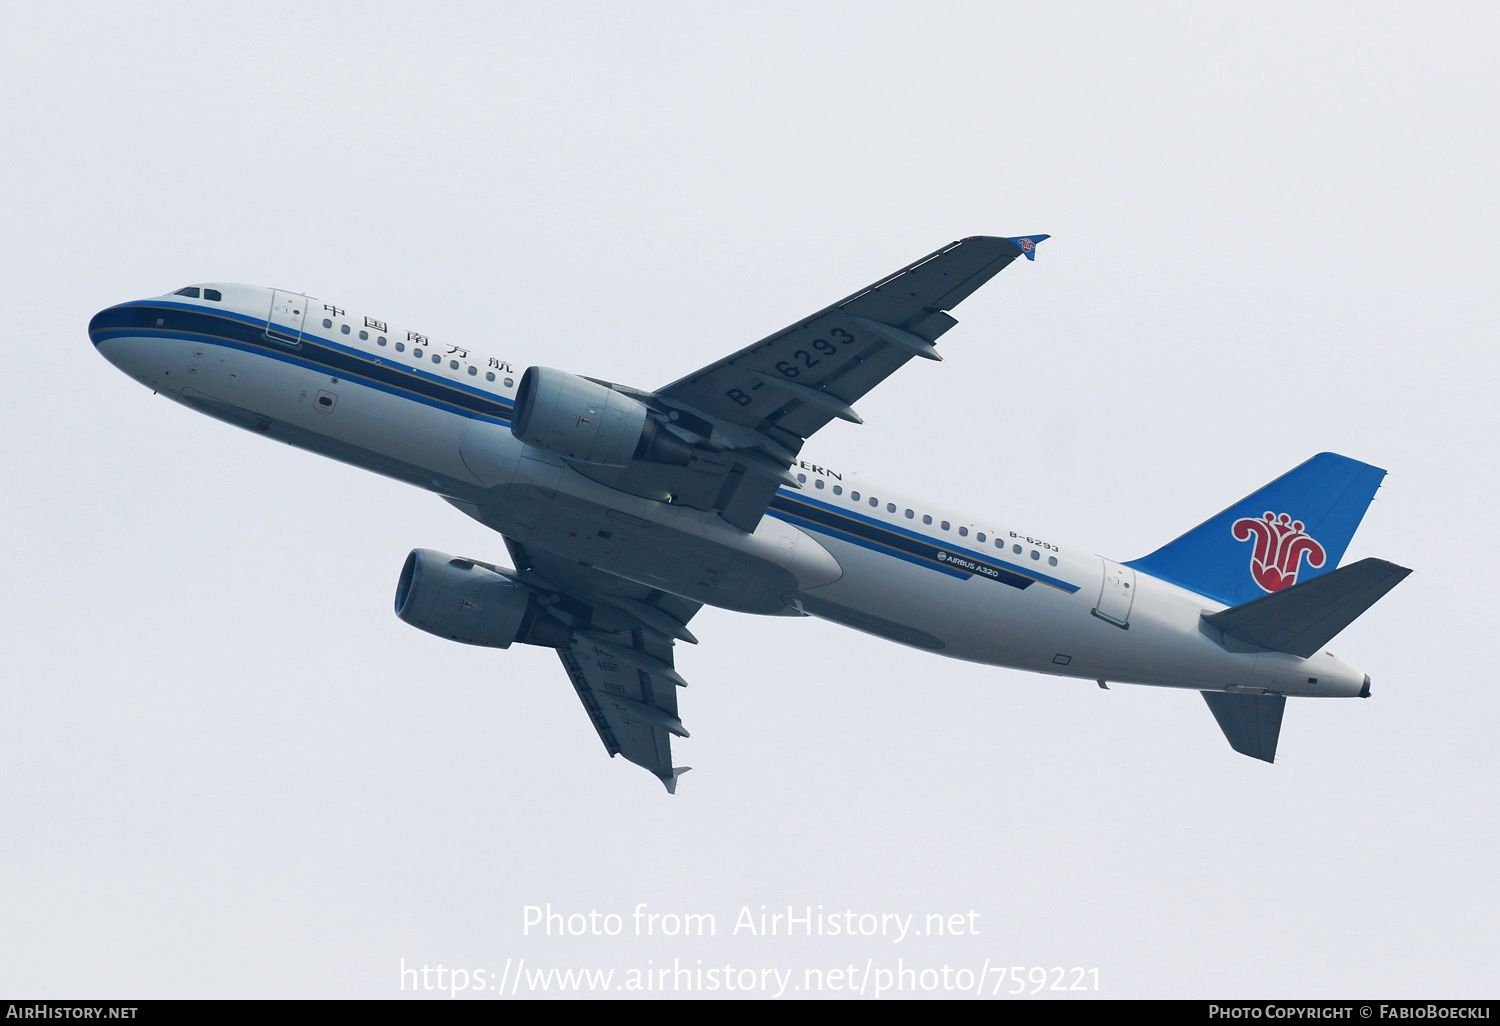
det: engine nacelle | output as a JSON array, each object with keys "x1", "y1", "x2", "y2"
[
  {"x1": 394, "y1": 548, "x2": 572, "y2": 648},
  {"x1": 510, "y1": 366, "x2": 690, "y2": 468}
]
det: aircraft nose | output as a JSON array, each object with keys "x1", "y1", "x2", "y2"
[
  {"x1": 88, "y1": 302, "x2": 150, "y2": 381},
  {"x1": 88, "y1": 304, "x2": 119, "y2": 347},
  {"x1": 89, "y1": 302, "x2": 143, "y2": 352}
]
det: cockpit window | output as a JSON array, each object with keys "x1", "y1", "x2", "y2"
[
  {"x1": 173, "y1": 286, "x2": 200, "y2": 298},
  {"x1": 203, "y1": 288, "x2": 222, "y2": 302}
]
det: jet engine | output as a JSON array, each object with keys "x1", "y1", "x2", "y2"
[
  {"x1": 510, "y1": 366, "x2": 691, "y2": 467},
  {"x1": 394, "y1": 548, "x2": 572, "y2": 648}
]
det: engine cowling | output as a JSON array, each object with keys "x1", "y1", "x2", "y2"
[
  {"x1": 394, "y1": 548, "x2": 572, "y2": 648},
  {"x1": 510, "y1": 366, "x2": 690, "y2": 467}
]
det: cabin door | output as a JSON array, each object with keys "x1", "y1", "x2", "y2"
[
  {"x1": 1093, "y1": 558, "x2": 1135, "y2": 628},
  {"x1": 266, "y1": 290, "x2": 308, "y2": 345}
]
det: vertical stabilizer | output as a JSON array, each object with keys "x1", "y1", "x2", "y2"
[{"x1": 1127, "y1": 453, "x2": 1386, "y2": 606}]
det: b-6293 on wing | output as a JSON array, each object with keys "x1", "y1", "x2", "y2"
[{"x1": 90, "y1": 236, "x2": 1408, "y2": 791}]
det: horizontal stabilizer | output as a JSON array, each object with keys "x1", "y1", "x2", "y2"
[
  {"x1": 1203, "y1": 557, "x2": 1411, "y2": 658},
  {"x1": 1202, "y1": 690, "x2": 1285, "y2": 763}
]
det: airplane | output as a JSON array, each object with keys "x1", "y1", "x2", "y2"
[{"x1": 88, "y1": 236, "x2": 1409, "y2": 792}]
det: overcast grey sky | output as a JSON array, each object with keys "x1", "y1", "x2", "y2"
[{"x1": 2, "y1": 1, "x2": 1496, "y2": 999}]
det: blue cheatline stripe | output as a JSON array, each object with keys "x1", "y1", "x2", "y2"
[
  {"x1": 768, "y1": 504, "x2": 972, "y2": 581},
  {"x1": 89, "y1": 302, "x2": 516, "y2": 423},
  {"x1": 769, "y1": 491, "x2": 1080, "y2": 593}
]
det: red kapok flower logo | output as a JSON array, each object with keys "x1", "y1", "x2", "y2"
[{"x1": 1231, "y1": 511, "x2": 1327, "y2": 592}]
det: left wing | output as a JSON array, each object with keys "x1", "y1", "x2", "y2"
[
  {"x1": 568, "y1": 235, "x2": 1045, "y2": 531},
  {"x1": 504, "y1": 538, "x2": 699, "y2": 793},
  {"x1": 657, "y1": 234, "x2": 1046, "y2": 443}
]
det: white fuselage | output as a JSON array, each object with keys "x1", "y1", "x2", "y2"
[{"x1": 90, "y1": 284, "x2": 1369, "y2": 700}]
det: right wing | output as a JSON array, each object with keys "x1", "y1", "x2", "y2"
[
  {"x1": 505, "y1": 538, "x2": 699, "y2": 793},
  {"x1": 558, "y1": 635, "x2": 691, "y2": 794}
]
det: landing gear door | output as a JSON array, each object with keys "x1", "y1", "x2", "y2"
[
  {"x1": 1093, "y1": 558, "x2": 1135, "y2": 628},
  {"x1": 266, "y1": 290, "x2": 308, "y2": 345}
]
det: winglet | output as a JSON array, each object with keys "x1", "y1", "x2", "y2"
[
  {"x1": 1006, "y1": 234, "x2": 1050, "y2": 261},
  {"x1": 662, "y1": 766, "x2": 692, "y2": 794}
]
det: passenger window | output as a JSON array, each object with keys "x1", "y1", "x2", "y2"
[
  {"x1": 1048, "y1": 556, "x2": 1058, "y2": 566},
  {"x1": 977, "y1": 533, "x2": 986, "y2": 542},
  {"x1": 486, "y1": 372, "x2": 495, "y2": 381},
  {"x1": 869, "y1": 497, "x2": 878, "y2": 507},
  {"x1": 377, "y1": 336, "x2": 387, "y2": 346},
  {"x1": 322, "y1": 318, "x2": 332, "y2": 328},
  {"x1": 395, "y1": 342, "x2": 405, "y2": 352},
  {"x1": 797, "y1": 474, "x2": 807, "y2": 483},
  {"x1": 959, "y1": 526, "x2": 968, "y2": 537},
  {"x1": 174, "y1": 287, "x2": 200, "y2": 298},
  {"x1": 904, "y1": 509, "x2": 913, "y2": 518},
  {"x1": 450, "y1": 360, "x2": 460, "y2": 370},
  {"x1": 923, "y1": 515, "x2": 932, "y2": 525},
  {"x1": 468, "y1": 366, "x2": 477, "y2": 376},
  {"x1": 815, "y1": 479, "x2": 825, "y2": 489},
  {"x1": 886, "y1": 503, "x2": 896, "y2": 513},
  {"x1": 1031, "y1": 550, "x2": 1040, "y2": 560},
  {"x1": 341, "y1": 324, "x2": 350, "y2": 334},
  {"x1": 832, "y1": 486, "x2": 842, "y2": 495},
  {"x1": 431, "y1": 354, "x2": 441, "y2": 364},
  {"x1": 940, "y1": 521, "x2": 950, "y2": 531},
  {"x1": 504, "y1": 377, "x2": 514, "y2": 387},
  {"x1": 1013, "y1": 544, "x2": 1022, "y2": 554},
  {"x1": 203, "y1": 289, "x2": 221, "y2": 301},
  {"x1": 359, "y1": 330, "x2": 368, "y2": 340},
  {"x1": 851, "y1": 491, "x2": 860, "y2": 501}
]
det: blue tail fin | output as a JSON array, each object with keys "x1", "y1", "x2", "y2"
[{"x1": 1126, "y1": 453, "x2": 1387, "y2": 606}]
